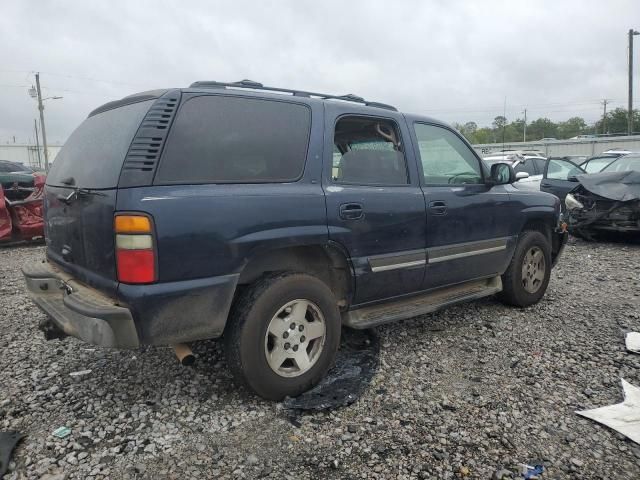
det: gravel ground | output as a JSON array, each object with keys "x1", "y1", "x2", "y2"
[{"x1": 1, "y1": 238, "x2": 640, "y2": 479}]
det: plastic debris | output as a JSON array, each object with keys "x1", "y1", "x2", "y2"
[
  {"x1": 576, "y1": 378, "x2": 640, "y2": 445},
  {"x1": 0, "y1": 431, "x2": 24, "y2": 477},
  {"x1": 52, "y1": 427, "x2": 71, "y2": 439},
  {"x1": 282, "y1": 329, "x2": 379, "y2": 411},
  {"x1": 522, "y1": 464, "x2": 545, "y2": 479},
  {"x1": 69, "y1": 369, "x2": 92, "y2": 378},
  {"x1": 625, "y1": 332, "x2": 640, "y2": 354}
]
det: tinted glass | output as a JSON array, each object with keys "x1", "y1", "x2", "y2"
[
  {"x1": 48, "y1": 100, "x2": 153, "y2": 188},
  {"x1": 602, "y1": 155, "x2": 640, "y2": 172},
  {"x1": 333, "y1": 117, "x2": 408, "y2": 185},
  {"x1": 546, "y1": 159, "x2": 584, "y2": 180},
  {"x1": 514, "y1": 160, "x2": 536, "y2": 175},
  {"x1": 532, "y1": 158, "x2": 546, "y2": 174},
  {"x1": 414, "y1": 123, "x2": 482, "y2": 184},
  {"x1": 156, "y1": 96, "x2": 311, "y2": 184}
]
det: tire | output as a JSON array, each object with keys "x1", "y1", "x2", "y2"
[
  {"x1": 224, "y1": 272, "x2": 341, "y2": 400},
  {"x1": 499, "y1": 230, "x2": 551, "y2": 307}
]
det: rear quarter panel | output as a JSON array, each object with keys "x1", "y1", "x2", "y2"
[{"x1": 115, "y1": 183, "x2": 329, "y2": 283}]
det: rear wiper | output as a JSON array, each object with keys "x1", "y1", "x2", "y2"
[{"x1": 57, "y1": 188, "x2": 105, "y2": 205}]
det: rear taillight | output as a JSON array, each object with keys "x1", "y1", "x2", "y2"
[{"x1": 114, "y1": 214, "x2": 156, "y2": 284}]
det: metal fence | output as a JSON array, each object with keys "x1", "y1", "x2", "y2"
[{"x1": 473, "y1": 135, "x2": 640, "y2": 157}]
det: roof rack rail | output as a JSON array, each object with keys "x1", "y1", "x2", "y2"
[{"x1": 188, "y1": 79, "x2": 397, "y2": 111}]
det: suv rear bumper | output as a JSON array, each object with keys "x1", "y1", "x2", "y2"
[
  {"x1": 23, "y1": 260, "x2": 240, "y2": 347},
  {"x1": 22, "y1": 262, "x2": 140, "y2": 348}
]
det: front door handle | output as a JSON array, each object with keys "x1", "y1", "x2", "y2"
[
  {"x1": 540, "y1": 181, "x2": 551, "y2": 188},
  {"x1": 339, "y1": 203, "x2": 364, "y2": 220},
  {"x1": 428, "y1": 200, "x2": 447, "y2": 215}
]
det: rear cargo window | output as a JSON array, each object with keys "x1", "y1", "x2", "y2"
[
  {"x1": 155, "y1": 96, "x2": 311, "y2": 184},
  {"x1": 47, "y1": 100, "x2": 153, "y2": 189}
]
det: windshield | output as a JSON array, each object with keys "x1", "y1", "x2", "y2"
[
  {"x1": 582, "y1": 156, "x2": 616, "y2": 173},
  {"x1": 602, "y1": 155, "x2": 640, "y2": 173}
]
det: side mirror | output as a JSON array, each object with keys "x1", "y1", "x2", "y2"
[
  {"x1": 489, "y1": 163, "x2": 516, "y2": 186},
  {"x1": 515, "y1": 172, "x2": 530, "y2": 181},
  {"x1": 567, "y1": 175, "x2": 580, "y2": 182}
]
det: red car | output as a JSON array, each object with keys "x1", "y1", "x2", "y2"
[{"x1": 0, "y1": 160, "x2": 45, "y2": 243}]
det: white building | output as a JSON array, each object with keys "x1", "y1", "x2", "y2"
[{"x1": 0, "y1": 144, "x2": 63, "y2": 170}]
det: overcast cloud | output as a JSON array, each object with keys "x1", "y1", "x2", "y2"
[{"x1": 1, "y1": 0, "x2": 639, "y2": 144}]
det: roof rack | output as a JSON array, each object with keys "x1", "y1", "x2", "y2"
[{"x1": 189, "y1": 79, "x2": 397, "y2": 111}]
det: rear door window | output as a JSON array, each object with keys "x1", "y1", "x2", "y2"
[
  {"x1": 47, "y1": 100, "x2": 153, "y2": 189},
  {"x1": 332, "y1": 117, "x2": 408, "y2": 185},
  {"x1": 155, "y1": 96, "x2": 311, "y2": 184}
]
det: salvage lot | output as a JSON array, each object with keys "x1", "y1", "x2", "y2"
[{"x1": 1, "y1": 239, "x2": 640, "y2": 479}]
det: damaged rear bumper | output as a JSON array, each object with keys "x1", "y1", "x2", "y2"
[{"x1": 22, "y1": 262, "x2": 139, "y2": 348}]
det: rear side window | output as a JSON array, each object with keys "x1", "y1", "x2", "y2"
[
  {"x1": 532, "y1": 158, "x2": 546, "y2": 174},
  {"x1": 48, "y1": 100, "x2": 153, "y2": 189},
  {"x1": 155, "y1": 96, "x2": 311, "y2": 184},
  {"x1": 514, "y1": 160, "x2": 536, "y2": 175}
]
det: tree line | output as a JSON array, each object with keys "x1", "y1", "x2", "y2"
[{"x1": 455, "y1": 108, "x2": 640, "y2": 144}]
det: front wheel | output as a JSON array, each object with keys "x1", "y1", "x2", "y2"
[
  {"x1": 224, "y1": 273, "x2": 341, "y2": 400},
  {"x1": 499, "y1": 230, "x2": 551, "y2": 307}
]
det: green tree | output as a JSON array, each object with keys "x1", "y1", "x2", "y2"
[
  {"x1": 492, "y1": 116, "x2": 507, "y2": 130},
  {"x1": 473, "y1": 127, "x2": 495, "y2": 144},
  {"x1": 462, "y1": 121, "x2": 478, "y2": 136},
  {"x1": 527, "y1": 118, "x2": 558, "y2": 140},
  {"x1": 557, "y1": 117, "x2": 587, "y2": 139},
  {"x1": 594, "y1": 108, "x2": 640, "y2": 135}
]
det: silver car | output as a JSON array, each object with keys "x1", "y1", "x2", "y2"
[{"x1": 483, "y1": 153, "x2": 547, "y2": 191}]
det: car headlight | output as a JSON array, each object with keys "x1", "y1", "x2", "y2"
[{"x1": 565, "y1": 193, "x2": 584, "y2": 211}]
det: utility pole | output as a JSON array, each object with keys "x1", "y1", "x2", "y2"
[
  {"x1": 522, "y1": 109, "x2": 527, "y2": 142},
  {"x1": 601, "y1": 99, "x2": 608, "y2": 135},
  {"x1": 629, "y1": 29, "x2": 639, "y2": 136},
  {"x1": 35, "y1": 73, "x2": 50, "y2": 172},
  {"x1": 34, "y1": 119, "x2": 42, "y2": 170}
]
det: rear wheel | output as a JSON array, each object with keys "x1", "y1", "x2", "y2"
[
  {"x1": 499, "y1": 230, "x2": 551, "y2": 307},
  {"x1": 224, "y1": 272, "x2": 341, "y2": 400}
]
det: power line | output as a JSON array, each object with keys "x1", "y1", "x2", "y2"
[{"x1": 0, "y1": 69, "x2": 151, "y2": 89}]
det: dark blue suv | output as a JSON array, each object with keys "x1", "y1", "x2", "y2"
[{"x1": 23, "y1": 80, "x2": 568, "y2": 400}]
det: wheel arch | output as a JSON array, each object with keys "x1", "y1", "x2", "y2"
[
  {"x1": 237, "y1": 242, "x2": 354, "y2": 309},
  {"x1": 518, "y1": 206, "x2": 556, "y2": 244}
]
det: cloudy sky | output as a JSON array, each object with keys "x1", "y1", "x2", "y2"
[{"x1": 1, "y1": 0, "x2": 639, "y2": 144}]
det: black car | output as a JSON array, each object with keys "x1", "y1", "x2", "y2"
[{"x1": 23, "y1": 80, "x2": 568, "y2": 400}]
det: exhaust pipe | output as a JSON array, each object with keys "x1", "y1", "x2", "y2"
[{"x1": 172, "y1": 343, "x2": 195, "y2": 366}]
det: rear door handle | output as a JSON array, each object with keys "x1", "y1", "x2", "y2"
[
  {"x1": 339, "y1": 203, "x2": 364, "y2": 220},
  {"x1": 428, "y1": 200, "x2": 448, "y2": 215}
]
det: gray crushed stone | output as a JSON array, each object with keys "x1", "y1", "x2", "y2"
[{"x1": 1, "y1": 238, "x2": 640, "y2": 479}]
